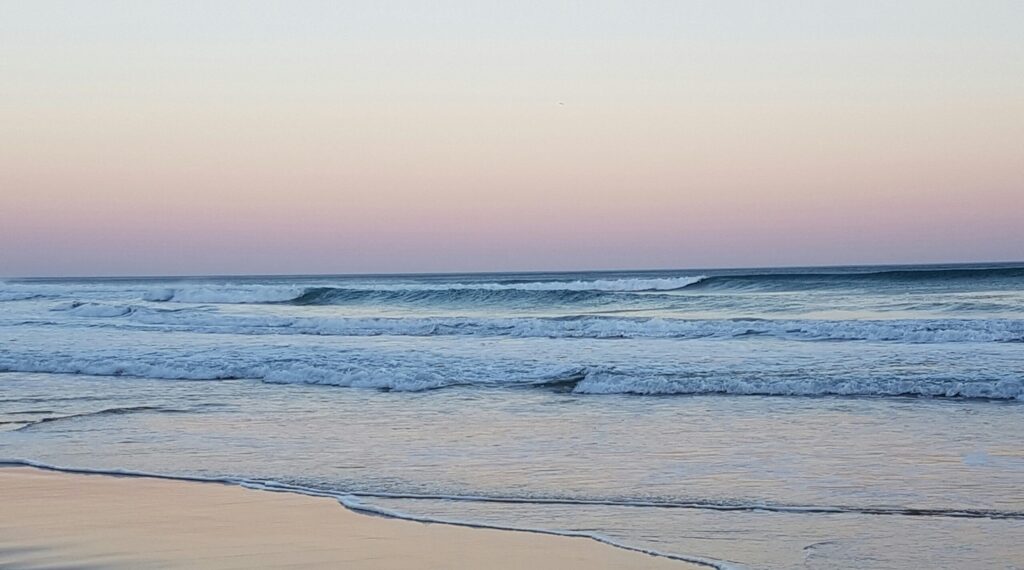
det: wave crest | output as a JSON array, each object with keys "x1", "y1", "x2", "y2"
[
  {"x1": 686, "y1": 266, "x2": 1024, "y2": 292},
  {"x1": 140, "y1": 276, "x2": 708, "y2": 305}
]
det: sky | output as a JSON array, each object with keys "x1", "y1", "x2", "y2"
[{"x1": 1, "y1": 1, "x2": 1022, "y2": 277}]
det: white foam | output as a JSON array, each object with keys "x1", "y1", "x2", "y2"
[
  {"x1": 58, "y1": 306, "x2": 1024, "y2": 343},
  {"x1": 142, "y1": 285, "x2": 306, "y2": 304},
  {"x1": 572, "y1": 370, "x2": 1024, "y2": 399},
  {"x1": 327, "y1": 494, "x2": 736, "y2": 569},
  {"x1": 260, "y1": 365, "x2": 451, "y2": 391},
  {"x1": 0, "y1": 350, "x2": 461, "y2": 392},
  {"x1": 1, "y1": 347, "x2": 1021, "y2": 400}
]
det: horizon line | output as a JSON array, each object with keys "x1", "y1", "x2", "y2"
[{"x1": 5, "y1": 258, "x2": 1022, "y2": 282}]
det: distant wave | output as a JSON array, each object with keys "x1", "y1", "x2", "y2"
[
  {"x1": 51, "y1": 300, "x2": 136, "y2": 317},
  {"x1": 0, "y1": 292, "x2": 48, "y2": 302},
  {"x1": 44, "y1": 305, "x2": 1024, "y2": 343},
  {"x1": 142, "y1": 286, "x2": 307, "y2": 304},
  {"x1": 10, "y1": 266, "x2": 1023, "y2": 305},
  {"x1": 684, "y1": 266, "x2": 1024, "y2": 292},
  {"x1": 289, "y1": 287, "x2": 616, "y2": 306},
  {"x1": 411, "y1": 276, "x2": 707, "y2": 291},
  {"x1": 140, "y1": 276, "x2": 708, "y2": 305}
]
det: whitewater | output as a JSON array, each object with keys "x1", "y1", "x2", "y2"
[{"x1": 2, "y1": 263, "x2": 1023, "y2": 568}]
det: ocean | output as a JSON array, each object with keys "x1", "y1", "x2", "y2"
[{"x1": 1, "y1": 263, "x2": 1022, "y2": 569}]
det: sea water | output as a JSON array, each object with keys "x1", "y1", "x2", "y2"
[{"x1": 1, "y1": 263, "x2": 1022, "y2": 568}]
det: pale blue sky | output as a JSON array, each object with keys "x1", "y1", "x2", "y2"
[{"x1": 2, "y1": 1, "x2": 1022, "y2": 276}]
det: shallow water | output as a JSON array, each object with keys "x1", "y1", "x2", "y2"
[{"x1": 1, "y1": 264, "x2": 1022, "y2": 568}]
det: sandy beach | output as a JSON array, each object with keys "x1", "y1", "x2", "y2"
[{"x1": 0, "y1": 467, "x2": 697, "y2": 569}]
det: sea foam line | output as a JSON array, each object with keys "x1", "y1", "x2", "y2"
[
  {"x1": 2, "y1": 362, "x2": 1022, "y2": 400},
  {"x1": 5, "y1": 457, "x2": 1020, "y2": 523},
  {"x1": 40, "y1": 303, "x2": 1024, "y2": 343},
  {"x1": 327, "y1": 488, "x2": 1024, "y2": 521},
  {"x1": 0, "y1": 458, "x2": 737, "y2": 570}
]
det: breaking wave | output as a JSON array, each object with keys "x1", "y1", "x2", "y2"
[
  {"x1": 51, "y1": 300, "x2": 136, "y2": 317},
  {"x1": 44, "y1": 305, "x2": 1024, "y2": 343},
  {"x1": 684, "y1": 265, "x2": 1024, "y2": 292},
  {"x1": 572, "y1": 369, "x2": 1024, "y2": 400},
  {"x1": 9, "y1": 265, "x2": 1023, "y2": 305},
  {"x1": 0, "y1": 354, "x2": 465, "y2": 392},
  {"x1": 0, "y1": 358, "x2": 1020, "y2": 400},
  {"x1": 142, "y1": 286, "x2": 306, "y2": 304},
  {"x1": 140, "y1": 276, "x2": 708, "y2": 305}
]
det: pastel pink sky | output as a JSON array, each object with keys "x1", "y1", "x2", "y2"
[{"x1": 2, "y1": 2, "x2": 1022, "y2": 276}]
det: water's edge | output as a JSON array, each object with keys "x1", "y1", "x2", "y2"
[{"x1": 0, "y1": 458, "x2": 738, "y2": 570}]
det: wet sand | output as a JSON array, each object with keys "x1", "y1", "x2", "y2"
[{"x1": 0, "y1": 467, "x2": 699, "y2": 569}]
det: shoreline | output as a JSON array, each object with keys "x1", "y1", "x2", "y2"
[{"x1": 0, "y1": 465, "x2": 707, "y2": 569}]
